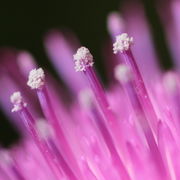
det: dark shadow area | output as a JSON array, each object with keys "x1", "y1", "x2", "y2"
[{"x1": 0, "y1": 110, "x2": 21, "y2": 148}]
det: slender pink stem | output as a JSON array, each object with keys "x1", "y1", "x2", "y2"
[
  {"x1": 48, "y1": 139, "x2": 78, "y2": 180},
  {"x1": 84, "y1": 68, "x2": 109, "y2": 113},
  {"x1": 0, "y1": 165, "x2": 12, "y2": 180},
  {"x1": 84, "y1": 67, "x2": 127, "y2": 149},
  {"x1": 120, "y1": 79, "x2": 167, "y2": 179},
  {"x1": 91, "y1": 106, "x2": 131, "y2": 180},
  {"x1": 36, "y1": 86, "x2": 84, "y2": 180},
  {"x1": 84, "y1": 67, "x2": 131, "y2": 180},
  {"x1": 80, "y1": 157, "x2": 98, "y2": 180},
  {"x1": 121, "y1": 49, "x2": 158, "y2": 134},
  {"x1": 18, "y1": 108, "x2": 64, "y2": 179},
  {"x1": 10, "y1": 165, "x2": 26, "y2": 180}
]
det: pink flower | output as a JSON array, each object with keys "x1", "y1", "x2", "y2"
[{"x1": 0, "y1": 1, "x2": 180, "y2": 180}]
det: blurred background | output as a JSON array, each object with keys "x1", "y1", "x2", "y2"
[{"x1": 0, "y1": 0, "x2": 174, "y2": 147}]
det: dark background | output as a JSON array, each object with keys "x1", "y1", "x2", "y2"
[{"x1": 0, "y1": 0, "x2": 173, "y2": 147}]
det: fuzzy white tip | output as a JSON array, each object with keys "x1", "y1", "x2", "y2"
[
  {"x1": 163, "y1": 72, "x2": 178, "y2": 93},
  {"x1": 113, "y1": 33, "x2": 133, "y2": 54},
  {"x1": 114, "y1": 64, "x2": 132, "y2": 83},
  {"x1": 78, "y1": 88, "x2": 93, "y2": 109},
  {"x1": 36, "y1": 119, "x2": 54, "y2": 139},
  {"x1": 73, "y1": 47, "x2": 94, "y2": 72},
  {"x1": 27, "y1": 68, "x2": 45, "y2": 89},
  {"x1": 10, "y1": 91, "x2": 27, "y2": 112}
]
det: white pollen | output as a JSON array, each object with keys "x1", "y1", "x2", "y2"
[
  {"x1": 113, "y1": 33, "x2": 133, "y2": 54},
  {"x1": 114, "y1": 64, "x2": 132, "y2": 83},
  {"x1": 73, "y1": 47, "x2": 94, "y2": 72},
  {"x1": 163, "y1": 72, "x2": 178, "y2": 93},
  {"x1": 27, "y1": 68, "x2": 45, "y2": 89},
  {"x1": 10, "y1": 91, "x2": 27, "y2": 112},
  {"x1": 36, "y1": 119, "x2": 54, "y2": 139},
  {"x1": 78, "y1": 88, "x2": 93, "y2": 109}
]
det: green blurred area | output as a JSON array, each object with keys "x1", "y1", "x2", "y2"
[{"x1": 0, "y1": 0, "x2": 173, "y2": 147}]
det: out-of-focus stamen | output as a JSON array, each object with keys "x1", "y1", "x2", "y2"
[{"x1": 107, "y1": 12, "x2": 125, "y2": 37}]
